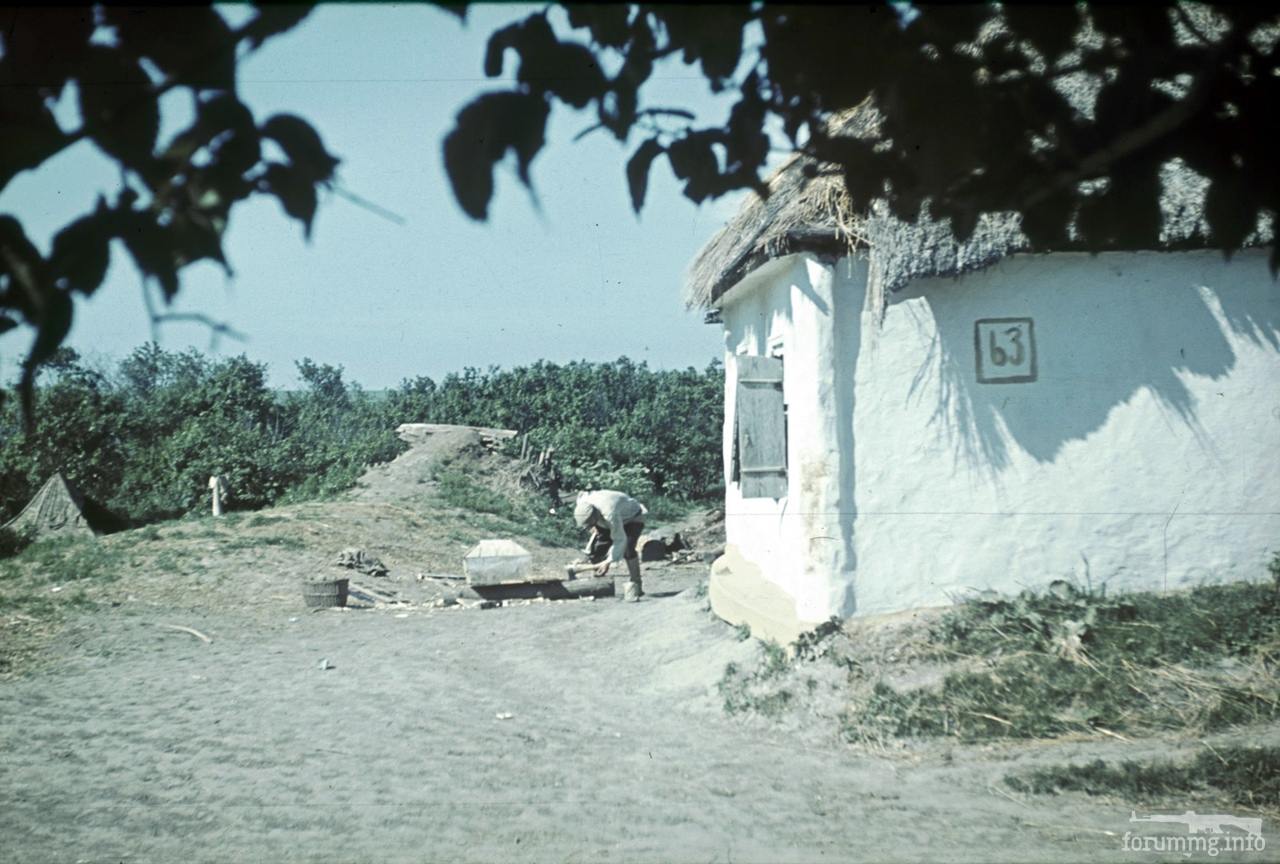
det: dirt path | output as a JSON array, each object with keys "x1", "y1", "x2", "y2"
[{"x1": 7, "y1": 586, "x2": 1269, "y2": 864}]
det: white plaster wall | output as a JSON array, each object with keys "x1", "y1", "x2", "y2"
[
  {"x1": 851, "y1": 249, "x2": 1280, "y2": 615},
  {"x1": 719, "y1": 255, "x2": 861, "y2": 621}
]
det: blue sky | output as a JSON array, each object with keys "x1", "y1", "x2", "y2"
[{"x1": 0, "y1": 4, "x2": 772, "y2": 389}]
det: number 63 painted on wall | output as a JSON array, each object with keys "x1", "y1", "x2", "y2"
[{"x1": 974, "y1": 318, "x2": 1037, "y2": 384}]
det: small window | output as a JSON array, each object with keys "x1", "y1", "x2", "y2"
[{"x1": 734, "y1": 354, "x2": 786, "y2": 499}]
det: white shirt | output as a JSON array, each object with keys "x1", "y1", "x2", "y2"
[{"x1": 580, "y1": 490, "x2": 647, "y2": 564}]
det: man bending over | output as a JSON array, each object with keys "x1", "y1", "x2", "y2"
[{"x1": 573, "y1": 489, "x2": 647, "y2": 601}]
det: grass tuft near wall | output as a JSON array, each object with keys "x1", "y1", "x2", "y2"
[{"x1": 719, "y1": 573, "x2": 1280, "y2": 748}]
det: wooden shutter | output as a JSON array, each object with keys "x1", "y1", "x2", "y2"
[{"x1": 735, "y1": 355, "x2": 786, "y2": 499}]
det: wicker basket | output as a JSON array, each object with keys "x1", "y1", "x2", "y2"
[{"x1": 302, "y1": 578, "x2": 349, "y2": 608}]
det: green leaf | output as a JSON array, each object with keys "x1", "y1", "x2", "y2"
[
  {"x1": 1205, "y1": 170, "x2": 1256, "y2": 254},
  {"x1": 565, "y1": 5, "x2": 631, "y2": 49},
  {"x1": 541, "y1": 42, "x2": 605, "y2": 109},
  {"x1": 162, "y1": 94, "x2": 258, "y2": 167},
  {"x1": 443, "y1": 91, "x2": 549, "y2": 220},
  {"x1": 482, "y1": 14, "x2": 605, "y2": 109},
  {"x1": 0, "y1": 214, "x2": 49, "y2": 314},
  {"x1": 1019, "y1": 189, "x2": 1074, "y2": 249},
  {"x1": 625, "y1": 138, "x2": 665, "y2": 213},
  {"x1": 119, "y1": 212, "x2": 179, "y2": 299},
  {"x1": 261, "y1": 162, "x2": 318, "y2": 238},
  {"x1": 172, "y1": 211, "x2": 229, "y2": 272},
  {"x1": 484, "y1": 20, "x2": 523, "y2": 77},
  {"x1": 0, "y1": 7, "x2": 94, "y2": 95},
  {"x1": 103, "y1": 6, "x2": 236, "y2": 91},
  {"x1": 666, "y1": 132, "x2": 720, "y2": 202},
  {"x1": 25, "y1": 288, "x2": 72, "y2": 367},
  {"x1": 77, "y1": 46, "x2": 160, "y2": 170},
  {"x1": 243, "y1": 4, "x2": 315, "y2": 49},
  {"x1": 0, "y1": 61, "x2": 70, "y2": 190},
  {"x1": 18, "y1": 288, "x2": 73, "y2": 429},
  {"x1": 431, "y1": 3, "x2": 469, "y2": 21},
  {"x1": 260, "y1": 114, "x2": 339, "y2": 183},
  {"x1": 1000, "y1": 4, "x2": 1080, "y2": 63},
  {"x1": 50, "y1": 210, "x2": 112, "y2": 295}
]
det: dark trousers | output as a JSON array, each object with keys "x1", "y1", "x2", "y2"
[{"x1": 587, "y1": 521, "x2": 644, "y2": 564}]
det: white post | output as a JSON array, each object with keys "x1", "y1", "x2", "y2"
[{"x1": 208, "y1": 475, "x2": 225, "y2": 517}]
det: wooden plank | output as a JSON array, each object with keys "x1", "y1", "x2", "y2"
[
  {"x1": 395, "y1": 423, "x2": 517, "y2": 440},
  {"x1": 736, "y1": 355, "x2": 787, "y2": 499},
  {"x1": 463, "y1": 576, "x2": 615, "y2": 602},
  {"x1": 736, "y1": 354, "x2": 783, "y2": 382}
]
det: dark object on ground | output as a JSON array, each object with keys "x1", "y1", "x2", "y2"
[
  {"x1": 468, "y1": 576, "x2": 614, "y2": 603},
  {"x1": 335, "y1": 548, "x2": 388, "y2": 577},
  {"x1": 638, "y1": 535, "x2": 668, "y2": 562},
  {"x1": 303, "y1": 578, "x2": 350, "y2": 608}
]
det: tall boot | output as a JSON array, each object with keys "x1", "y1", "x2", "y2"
[{"x1": 625, "y1": 556, "x2": 643, "y2": 601}]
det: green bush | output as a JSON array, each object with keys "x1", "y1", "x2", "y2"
[
  {"x1": 402, "y1": 358, "x2": 723, "y2": 501},
  {"x1": 0, "y1": 526, "x2": 32, "y2": 559},
  {"x1": 1, "y1": 347, "x2": 723, "y2": 528}
]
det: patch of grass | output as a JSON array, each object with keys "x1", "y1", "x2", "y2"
[
  {"x1": 845, "y1": 653, "x2": 1158, "y2": 741},
  {"x1": 0, "y1": 526, "x2": 34, "y2": 560},
  {"x1": 444, "y1": 528, "x2": 475, "y2": 546},
  {"x1": 0, "y1": 542, "x2": 100, "y2": 675},
  {"x1": 643, "y1": 494, "x2": 697, "y2": 523},
  {"x1": 257, "y1": 535, "x2": 307, "y2": 550},
  {"x1": 436, "y1": 469, "x2": 516, "y2": 517},
  {"x1": 719, "y1": 659, "x2": 795, "y2": 717},
  {"x1": 792, "y1": 617, "x2": 846, "y2": 661},
  {"x1": 715, "y1": 580, "x2": 1279, "y2": 745},
  {"x1": 245, "y1": 514, "x2": 288, "y2": 528},
  {"x1": 1006, "y1": 745, "x2": 1280, "y2": 807},
  {"x1": 522, "y1": 516, "x2": 580, "y2": 548},
  {"x1": 761, "y1": 639, "x2": 789, "y2": 675},
  {"x1": 734, "y1": 622, "x2": 752, "y2": 641},
  {"x1": 0, "y1": 585, "x2": 94, "y2": 617},
  {"x1": 719, "y1": 639, "x2": 795, "y2": 716},
  {"x1": 434, "y1": 467, "x2": 579, "y2": 547},
  {"x1": 836, "y1": 580, "x2": 1280, "y2": 743},
  {"x1": 1007, "y1": 758, "x2": 1199, "y2": 800},
  {"x1": 930, "y1": 580, "x2": 1278, "y2": 667},
  {"x1": 0, "y1": 536, "x2": 128, "y2": 586},
  {"x1": 1194, "y1": 745, "x2": 1280, "y2": 807}
]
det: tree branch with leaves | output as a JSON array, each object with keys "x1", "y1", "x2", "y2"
[
  {"x1": 443, "y1": 3, "x2": 1277, "y2": 264},
  {"x1": 0, "y1": 3, "x2": 337, "y2": 422},
  {"x1": 3, "y1": 3, "x2": 1277, "y2": 424}
]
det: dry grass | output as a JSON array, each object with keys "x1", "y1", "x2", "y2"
[
  {"x1": 719, "y1": 580, "x2": 1280, "y2": 750},
  {"x1": 1006, "y1": 744, "x2": 1280, "y2": 809}
]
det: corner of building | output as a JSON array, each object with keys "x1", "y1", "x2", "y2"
[{"x1": 707, "y1": 544, "x2": 825, "y2": 646}]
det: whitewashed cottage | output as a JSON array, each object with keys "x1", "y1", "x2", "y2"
[{"x1": 688, "y1": 112, "x2": 1279, "y2": 643}]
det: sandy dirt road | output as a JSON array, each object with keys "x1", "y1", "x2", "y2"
[{"x1": 2, "y1": 585, "x2": 1272, "y2": 864}]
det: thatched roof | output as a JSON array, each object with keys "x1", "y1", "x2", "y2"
[{"x1": 684, "y1": 104, "x2": 1272, "y2": 311}]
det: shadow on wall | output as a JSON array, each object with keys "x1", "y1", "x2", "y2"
[{"x1": 908, "y1": 252, "x2": 1280, "y2": 472}]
